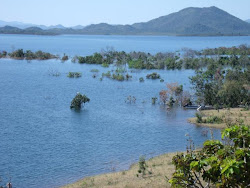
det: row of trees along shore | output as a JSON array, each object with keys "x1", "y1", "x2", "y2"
[
  {"x1": 1, "y1": 45, "x2": 249, "y2": 108},
  {"x1": 0, "y1": 45, "x2": 249, "y2": 70}
]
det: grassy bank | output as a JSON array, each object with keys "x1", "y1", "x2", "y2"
[
  {"x1": 189, "y1": 108, "x2": 250, "y2": 129},
  {"x1": 62, "y1": 152, "x2": 179, "y2": 188}
]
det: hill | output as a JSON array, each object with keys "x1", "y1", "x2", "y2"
[
  {"x1": 132, "y1": 6, "x2": 250, "y2": 35},
  {"x1": 0, "y1": 6, "x2": 250, "y2": 36},
  {"x1": 0, "y1": 26, "x2": 57, "y2": 35}
]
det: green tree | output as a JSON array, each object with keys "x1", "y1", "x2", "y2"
[
  {"x1": 169, "y1": 124, "x2": 250, "y2": 187},
  {"x1": 70, "y1": 93, "x2": 90, "y2": 109}
]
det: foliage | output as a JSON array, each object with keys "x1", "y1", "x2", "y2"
[
  {"x1": 137, "y1": 156, "x2": 147, "y2": 176},
  {"x1": 190, "y1": 63, "x2": 250, "y2": 107},
  {"x1": 195, "y1": 112, "x2": 203, "y2": 123},
  {"x1": 70, "y1": 93, "x2": 90, "y2": 109},
  {"x1": 146, "y1": 72, "x2": 161, "y2": 79},
  {"x1": 90, "y1": 69, "x2": 99, "y2": 72},
  {"x1": 152, "y1": 97, "x2": 157, "y2": 104},
  {"x1": 139, "y1": 77, "x2": 144, "y2": 82},
  {"x1": 102, "y1": 71, "x2": 111, "y2": 78},
  {"x1": 61, "y1": 53, "x2": 69, "y2": 61},
  {"x1": 159, "y1": 82, "x2": 185, "y2": 106},
  {"x1": 8, "y1": 49, "x2": 57, "y2": 60},
  {"x1": 169, "y1": 124, "x2": 250, "y2": 187},
  {"x1": 112, "y1": 73, "x2": 125, "y2": 81},
  {"x1": 67, "y1": 72, "x2": 82, "y2": 78}
]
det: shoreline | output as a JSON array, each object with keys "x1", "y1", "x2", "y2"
[
  {"x1": 61, "y1": 152, "x2": 179, "y2": 188},
  {"x1": 188, "y1": 108, "x2": 249, "y2": 129},
  {"x1": 62, "y1": 107, "x2": 249, "y2": 187}
]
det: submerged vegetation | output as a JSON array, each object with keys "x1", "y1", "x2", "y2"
[
  {"x1": 70, "y1": 93, "x2": 90, "y2": 109},
  {"x1": 0, "y1": 49, "x2": 57, "y2": 60},
  {"x1": 70, "y1": 45, "x2": 250, "y2": 71},
  {"x1": 1, "y1": 45, "x2": 249, "y2": 72},
  {"x1": 67, "y1": 72, "x2": 82, "y2": 78},
  {"x1": 146, "y1": 72, "x2": 161, "y2": 79}
]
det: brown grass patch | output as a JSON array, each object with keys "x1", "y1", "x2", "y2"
[
  {"x1": 62, "y1": 152, "x2": 180, "y2": 188},
  {"x1": 189, "y1": 108, "x2": 250, "y2": 129}
]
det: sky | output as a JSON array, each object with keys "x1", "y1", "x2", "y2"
[{"x1": 0, "y1": 0, "x2": 250, "y2": 27}]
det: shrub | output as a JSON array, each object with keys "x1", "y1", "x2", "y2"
[
  {"x1": 101, "y1": 63, "x2": 109, "y2": 67},
  {"x1": 152, "y1": 97, "x2": 157, "y2": 104},
  {"x1": 139, "y1": 77, "x2": 144, "y2": 82},
  {"x1": 169, "y1": 124, "x2": 250, "y2": 187},
  {"x1": 205, "y1": 115, "x2": 223, "y2": 124},
  {"x1": 195, "y1": 112, "x2": 203, "y2": 123},
  {"x1": 137, "y1": 156, "x2": 147, "y2": 176},
  {"x1": 70, "y1": 93, "x2": 90, "y2": 109},
  {"x1": 61, "y1": 54, "x2": 69, "y2": 61},
  {"x1": 67, "y1": 72, "x2": 82, "y2": 78},
  {"x1": 90, "y1": 69, "x2": 99, "y2": 72},
  {"x1": 146, "y1": 72, "x2": 161, "y2": 79}
]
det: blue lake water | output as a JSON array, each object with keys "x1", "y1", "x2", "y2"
[
  {"x1": 1, "y1": 34, "x2": 250, "y2": 56},
  {"x1": 0, "y1": 35, "x2": 250, "y2": 188}
]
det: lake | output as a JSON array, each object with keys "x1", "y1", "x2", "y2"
[{"x1": 0, "y1": 34, "x2": 249, "y2": 188}]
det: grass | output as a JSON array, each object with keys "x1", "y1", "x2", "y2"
[
  {"x1": 189, "y1": 108, "x2": 250, "y2": 128},
  {"x1": 62, "y1": 152, "x2": 179, "y2": 188}
]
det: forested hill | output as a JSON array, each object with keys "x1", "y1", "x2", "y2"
[{"x1": 1, "y1": 6, "x2": 250, "y2": 36}]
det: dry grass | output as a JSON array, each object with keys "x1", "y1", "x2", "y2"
[
  {"x1": 189, "y1": 108, "x2": 250, "y2": 129},
  {"x1": 62, "y1": 152, "x2": 179, "y2": 188}
]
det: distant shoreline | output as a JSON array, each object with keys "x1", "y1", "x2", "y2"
[{"x1": 0, "y1": 32, "x2": 249, "y2": 37}]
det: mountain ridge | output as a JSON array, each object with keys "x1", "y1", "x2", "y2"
[{"x1": 1, "y1": 6, "x2": 250, "y2": 36}]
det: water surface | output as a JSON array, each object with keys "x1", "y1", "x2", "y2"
[{"x1": 1, "y1": 34, "x2": 249, "y2": 188}]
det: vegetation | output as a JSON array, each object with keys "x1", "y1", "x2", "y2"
[
  {"x1": 137, "y1": 156, "x2": 148, "y2": 177},
  {"x1": 139, "y1": 77, "x2": 144, "y2": 82},
  {"x1": 62, "y1": 152, "x2": 177, "y2": 188},
  {"x1": 70, "y1": 93, "x2": 90, "y2": 109},
  {"x1": 2, "y1": 7, "x2": 250, "y2": 36},
  {"x1": 125, "y1": 96, "x2": 136, "y2": 103},
  {"x1": 190, "y1": 61, "x2": 250, "y2": 107},
  {"x1": 61, "y1": 54, "x2": 69, "y2": 61},
  {"x1": 159, "y1": 83, "x2": 187, "y2": 106},
  {"x1": 189, "y1": 108, "x2": 250, "y2": 128},
  {"x1": 169, "y1": 124, "x2": 250, "y2": 187},
  {"x1": 67, "y1": 72, "x2": 82, "y2": 78},
  {"x1": 146, "y1": 72, "x2": 161, "y2": 79},
  {"x1": 90, "y1": 69, "x2": 99, "y2": 72},
  {"x1": 1, "y1": 49, "x2": 57, "y2": 60}
]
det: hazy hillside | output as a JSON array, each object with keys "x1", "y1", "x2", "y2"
[
  {"x1": 0, "y1": 26, "x2": 56, "y2": 35},
  {"x1": 132, "y1": 6, "x2": 250, "y2": 35},
  {"x1": 1, "y1": 6, "x2": 249, "y2": 36},
  {"x1": 246, "y1": 19, "x2": 250, "y2": 23}
]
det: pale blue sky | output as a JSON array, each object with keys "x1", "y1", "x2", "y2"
[{"x1": 0, "y1": 0, "x2": 249, "y2": 26}]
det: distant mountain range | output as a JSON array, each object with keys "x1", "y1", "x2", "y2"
[
  {"x1": 0, "y1": 6, "x2": 250, "y2": 36},
  {"x1": 245, "y1": 19, "x2": 250, "y2": 23},
  {"x1": 0, "y1": 20, "x2": 85, "y2": 30}
]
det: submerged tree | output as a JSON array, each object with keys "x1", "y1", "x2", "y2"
[{"x1": 70, "y1": 93, "x2": 90, "y2": 109}]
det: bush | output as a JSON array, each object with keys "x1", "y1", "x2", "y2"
[
  {"x1": 205, "y1": 115, "x2": 223, "y2": 124},
  {"x1": 195, "y1": 112, "x2": 203, "y2": 123},
  {"x1": 67, "y1": 72, "x2": 82, "y2": 78},
  {"x1": 146, "y1": 72, "x2": 161, "y2": 79},
  {"x1": 137, "y1": 156, "x2": 147, "y2": 176},
  {"x1": 90, "y1": 69, "x2": 99, "y2": 72},
  {"x1": 61, "y1": 54, "x2": 69, "y2": 61},
  {"x1": 70, "y1": 93, "x2": 90, "y2": 109},
  {"x1": 169, "y1": 124, "x2": 250, "y2": 187},
  {"x1": 139, "y1": 77, "x2": 144, "y2": 82}
]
